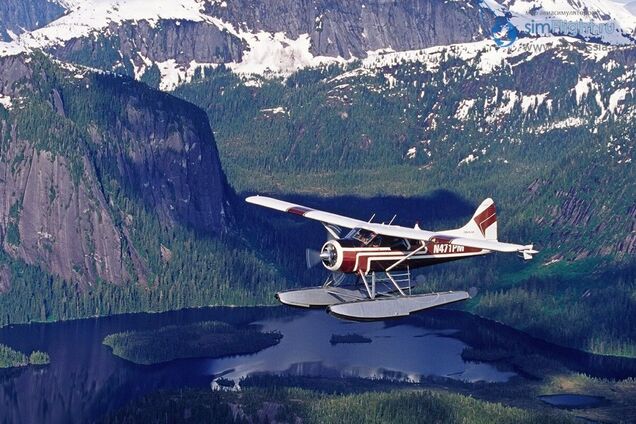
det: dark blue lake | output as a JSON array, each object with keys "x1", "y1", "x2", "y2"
[{"x1": 0, "y1": 306, "x2": 635, "y2": 423}]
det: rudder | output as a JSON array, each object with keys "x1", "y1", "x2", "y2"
[{"x1": 467, "y1": 198, "x2": 497, "y2": 240}]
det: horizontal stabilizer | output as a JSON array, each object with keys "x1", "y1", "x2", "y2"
[{"x1": 521, "y1": 246, "x2": 538, "y2": 260}]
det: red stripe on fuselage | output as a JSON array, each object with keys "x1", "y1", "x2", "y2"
[
  {"x1": 338, "y1": 244, "x2": 484, "y2": 273},
  {"x1": 341, "y1": 250, "x2": 358, "y2": 272}
]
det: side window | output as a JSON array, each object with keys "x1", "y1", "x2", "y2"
[
  {"x1": 347, "y1": 228, "x2": 377, "y2": 245},
  {"x1": 392, "y1": 238, "x2": 409, "y2": 250},
  {"x1": 379, "y1": 236, "x2": 409, "y2": 250},
  {"x1": 370, "y1": 236, "x2": 382, "y2": 247}
]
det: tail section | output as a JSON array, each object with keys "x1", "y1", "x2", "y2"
[
  {"x1": 468, "y1": 198, "x2": 497, "y2": 240},
  {"x1": 439, "y1": 199, "x2": 497, "y2": 241}
]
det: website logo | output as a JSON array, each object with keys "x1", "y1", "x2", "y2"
[{"x1": 491, "y1": 16, "x2": 518, "y2": 47}]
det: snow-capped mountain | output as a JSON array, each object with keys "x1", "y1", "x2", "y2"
[
  {"x1": 0, "y1": 0, "x2": 66, "y2": 42},
  {"x1": 0, "y1": 0, "x2": 489, "y2": 89},
  {"x1": 1, "y1": 0, "x2": 634, "y2": 91},
  {"x1": 482, "y1": 0, "x2": 636, "y2": 44}
]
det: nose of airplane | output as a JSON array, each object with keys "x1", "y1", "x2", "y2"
[{"x1": 320, "y1": 240, "x2": 343, "y2": 271}]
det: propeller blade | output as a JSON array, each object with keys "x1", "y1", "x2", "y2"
[
  {"x1": 331, "y1": 271, "x2": 346, "y2": 285},
  {"x1": 324, "y1": 224, "x2": 341, "y2": 240},
  {"x1": 306, "y1": 249, "x2": 323, "y2": 269}
]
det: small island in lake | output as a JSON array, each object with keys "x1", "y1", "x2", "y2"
[
  {"x1": 330, "y1": 333, "x2": 372, "y2": 345},
  {"x1": 0, "y1": 344, "x2": 50, "y2": 368},
  {"x1": 103, "y1": 321, "x2": 282, "y2": 365}
]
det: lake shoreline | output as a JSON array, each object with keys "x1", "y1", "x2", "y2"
[
  {"x1": 1, "y1": 306, "x2": 635, "y2": 423},
  {"x1": 2, "y1": 305, "x2": 635, "y2": 364}
]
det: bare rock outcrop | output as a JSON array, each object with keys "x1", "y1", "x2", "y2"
[{"x1": 0, "y1": 54, "x2": 230, "y2": 285}]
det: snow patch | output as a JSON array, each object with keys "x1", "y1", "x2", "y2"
[
  {"x1": 0, "y1": 94, "x2": 13, "y2": 110},
  {"x1": 406, "y1": 147, "x2": 417, "y2": 159},
  {"x1": 155, "y1": 59, "x2": 218, "y2": 90},
  {"x1": 228, "y1": 32, "x2": 344, "y2": 77},
  {"x1": 384, "y1": 73, "x2": 397, "y2": 88},
  {"x1": 458, "y1": 154, "x2": 478, "y2": 166},
  {"x1": 520, "y1": 93, "x2": 548, "y2": 113},
  {"x1": 603, "y1": 60, "x2": 620, "y2": 72},
  {"x1": 574, "y1": 76, "x2": 593, "y2": 104},
  {"x1": 260, "y1": 106, "x2": 287, "y2": 115},
  {"x1": 595, "y1": 91, "x2": 607, "y2": 120},
  {"x1": 486, "y1": 90, "x2": 518, "y2": 123},
  {"x1": 156, "y1": 59, "x2": 183, "y2": 90},
  {"x1": 533, "y1": 117, "x2": 586, "y2": 133},
  {"x1": 543, "y1": 258, "x2": 561, "y2": 266},
  {"x1": 608, "y1": 88, "x2": 629, "y2": 113},
  {"x1": 361, "y1": 37, "x2": 580, "y2": 78},
  {"x1": 0, "y1": 41, "x2": 26, "y2": 57},
  {"x1": 17, "y1": 0, "x2": 209, "y2": 48},
  {"x1": 456, "y1": 99, "x2": 476, "y2": 121}
]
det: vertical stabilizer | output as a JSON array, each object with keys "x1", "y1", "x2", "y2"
[{"x1": 439, "y1": 199, "x2": 497, "y2": 240}]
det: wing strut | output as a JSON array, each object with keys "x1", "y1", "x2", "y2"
[
  {"x1": 386, "y1": 242, "x2": 427, "y2": 272},
  {"x1": 385, "y1": 272, "x2": 406, "y2": 296},
  {"x1": 359, "y1": 270, "x2": 374, "y2": 299}
]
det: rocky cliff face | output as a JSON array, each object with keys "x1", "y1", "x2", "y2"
[
  {"x1": 0, "y1": 54, "x2": 229, "y2": 286},
  {"x1": 52, "y1": 19, "x2": 246, "y2": 75},
  {"x1": 0, "y1": 0, "x2": 66, "y2": 41},
  {"x1": 4, "y1": 0, "x2": 494, "y2": 88},
  {"x1": 207, "y1": 0, "x2": 491, "y2": 58},
  {"x1": 0, "y1": 142, "x2": 140, "y2": 285},
  {"x1": 83, "y1": 73, "x2": 229, "y2": 235}
]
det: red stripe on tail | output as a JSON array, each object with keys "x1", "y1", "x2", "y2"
[{"x1": 473, "y1": 204, "x2": 496, "y2": 237}]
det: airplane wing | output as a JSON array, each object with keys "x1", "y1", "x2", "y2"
[
  {"x1": 245, "y1": 195, "x2": 367, "y2": 229},
  {"x1": 246, "y1": 195, "x2": 536, "y2": 257}
]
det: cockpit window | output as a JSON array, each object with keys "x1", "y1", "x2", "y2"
[
  {"x1": 346, "y1": 228, "x2": 411, "y2": 249},
  {"x1": 347, "y1": 228, "x2": 377, "y2": 245}
]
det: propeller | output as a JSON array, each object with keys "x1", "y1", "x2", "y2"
[
  {"x1": 331, "y1": 271, "x2": 346, "y2": 285},
  {"x1": 306, "y1": 248, "x2": 347, "y2": 285},
  {"x1": 305, "y1": 244, "x2": 336, "y2": 268},
  {"x1": 307, "y1": 224, "x2": 342, "y2": 269},
  {"x1": 305, "y1": 225, "x2": 347, "y2": 286},
  {"x1": 306, "y1": 248, "x2": 324, "y2": 268}
]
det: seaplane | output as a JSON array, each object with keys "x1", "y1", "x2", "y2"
[{"x1": 246, "y1": 195, "x2": 537, "y2": 321}]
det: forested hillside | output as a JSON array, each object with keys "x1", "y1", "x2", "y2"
[
  {"x1": 0, "y1": 43, "x2": 633, "y2": 358},
  {"x1": 0, "y1": 54, "x2": 297, "y2": 326},
  {"x1": 102, "y1": 387, "x2": 573, "y2": 424},
  {"x1": 173, "y1": 40, "x2": 636, "y2": 357}
]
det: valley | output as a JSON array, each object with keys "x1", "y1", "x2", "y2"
[{"x1": 0, "y1": 0, "x2": 635, "y2": 422}]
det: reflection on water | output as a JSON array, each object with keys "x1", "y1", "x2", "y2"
[
  {"x1": 0, "y1": 306, "x2": 634, "y2": 423},
  {"x1": 208, "y1": 311, "x2": 514, "y2": 384}
]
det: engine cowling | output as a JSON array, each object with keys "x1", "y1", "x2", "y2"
[{"x1": 320, "y1": 240, "x2": 343, "y2": 271}]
